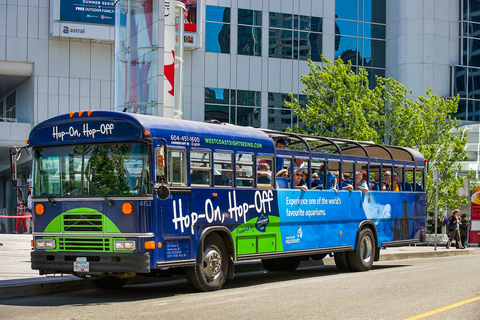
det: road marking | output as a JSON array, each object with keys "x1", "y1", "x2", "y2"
[{"x1": 404, "y1": 295, "x2": 480, "y2": 320}]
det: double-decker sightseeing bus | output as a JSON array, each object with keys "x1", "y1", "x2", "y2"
[{"x1": 10, "y1": 110, "x2": 426, "y2": 291}]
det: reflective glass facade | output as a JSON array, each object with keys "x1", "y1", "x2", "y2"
[
  {"x1": 334, "y1": 0, "x2": 386, "y2": 85},
  {"x1": 206, "y1": 6, "x2": 231, "y2": 53},
  {"x1": 269, "y1": 13, "x2": 322, "y2": 61},
  {"x1": 205, "y1": 88, "x2": 261, "y2": 127},
  {"x1": 268, "y1": 92, "x2": 307, "y2": 131},
  {"x1": 238, "y1": 9, "x2": 262, "y2": 56},
  {"x1": 453, "y1": 0, "x2": 480, "y2": 121}
]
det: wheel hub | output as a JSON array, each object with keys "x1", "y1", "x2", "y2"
[
  {"x1": 361, "y1": 236, "x2": 373, "y2": 263},
  {"x1": 203, "y1": 248, "x2": 221, "y2": 278}
]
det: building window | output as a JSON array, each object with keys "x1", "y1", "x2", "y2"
[
  {"x1": 205, "y1": 88, "x2": 261, "y2": 127},
  {"x1": 269, "y1": 12, "x2": 322, "y2": 61},
  {"x1": 206, "y1": 6, "x2": 231, "y2": 53},
  {"x1": 267, "y1": 92, "x2": 307, "y2": 131},
  {"x1": 6, "y1": 92, "x2": 16, "y2": 122},
  {"x1": 452, "y1": 1, "x2": 480, "y2": 121},
  {"x1": 334, "y1": 0, "x2": 386, "y2": 85},
  {"x1": 238, "y1": 9, "x2": 262, "y2": 56}
]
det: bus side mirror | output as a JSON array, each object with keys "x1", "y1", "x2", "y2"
[
  {"x1": 10, "y1": 147, "x2": 22, "y2": 187},
  {"x1": 156, "y1": 184, "x2": 170, "y2": 200}
]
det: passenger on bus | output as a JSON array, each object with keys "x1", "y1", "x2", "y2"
[
  {"x1": 343, "y1": 171, "x2": 369, "y2": 193},
  {"x1": 318, "y1": 164, "x2": 337, "y2": 190},
  {"x1": 341, "y1": 172, "x2": 352, "y2": 188},
  {"x1": 276, "y1": 169, "x2": 289, "y2": 178},
  {"x1": 288, "y1": 158, "x2": 307, "y2": 172},
  {"x1": 394, "y1": 173, "x2": 402, "y2": 191},
  {"x1": 293, "y1": 169, "x2": 308, "y2": 191},
  {"x1": 311, "y1": 172, "x2": 324, "y2": 189},
  {"x1": 370, "y1": 173, "x2": 380, "y2": 190},
  {"x1": 275, "y1": 139, "x2": 286, "y2": 172},
  {"x1": 257, "y1": 162, "x2": 272, "y2": 184},
  {"x1": 383, "y1": 171, "x2": 399, "y2": 191}
]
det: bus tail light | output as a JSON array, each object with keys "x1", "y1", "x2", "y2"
[
  {"x1": 114, "y1": 240, "x2": 136, "y2": 251},
  {"x1": 144, "y1": 241, "x2": 155, "y2": 250},
  {"x1": 157, "y1": 155, "x2": 164, "y2": 167}
]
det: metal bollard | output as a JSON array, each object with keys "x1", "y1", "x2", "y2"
[{"x1": 419, "y1": 227, "x2": 426, "y2": 243}]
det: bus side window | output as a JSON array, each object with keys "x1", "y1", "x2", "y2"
[
  {"x1": 257, "y1": 156, "x2": 273, "y2": 188},
  {"x1": 415, "y1": 169, "x2": 424, "y2": 191},
  {"x1": 214, "y1": 152, "x2": 233, "y2": 187},
  {"x1": 190, "y1": 151, "x2": 211, "y2": 186},
  {"x1": 394, "y1": 166, "x2": 404, "y2": 191},
  {"x1": 403, "y1": 168, "x2": 413, "y2": 191},
  {"x1": 166, "y1": 149, "x2": 186, "y2": 186},
  {"x1": 236, "y1": 153, "x2": 253, "y2": 187}
]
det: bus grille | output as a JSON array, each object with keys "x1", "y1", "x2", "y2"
[
  {"x1": 58, "y1": 237, "x2": 111, "y2": 251},
  {"x1": 63, "y1": 213, "x2": 103, "y2": 232}
]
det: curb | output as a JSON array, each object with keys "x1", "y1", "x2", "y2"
[{"x1": 1, "y1": 249, "x2": 479, "y2": 300}]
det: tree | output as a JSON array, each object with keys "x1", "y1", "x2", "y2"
[{"x1": 285, "y1": 55, "x2": 473, "y2": 219}]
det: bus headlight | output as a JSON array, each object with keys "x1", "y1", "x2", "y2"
[
  {"x1": 36, "y1": 239, "x2": 55, "y2": 250},
  {"x1": 114, "y1": 240, "x2": 136, "y2": 251}
]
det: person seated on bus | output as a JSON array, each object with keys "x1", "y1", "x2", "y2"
[
  {"x1": 369, "y1": 173, "x2": 380, "y2": 190},
  {"x1": 341, "y1": 172, "x2": 353, "y2": 189},
  {"x1": 215, "y1": 164, "x2": 232, "y2": 186},
  {"x1": 318, "y1": 164, "x2": 337, "y2": 190},
  {"x1": 293, "y1": 169, "x2": 308, "y2": 191},
  {"x1": 394, "y1": 173, "x2": 402, "y2": 191},
  {"x1": 383, "y1": 171, "x2": 399, "y2": 191},
  {"x1": 288, "y1": 158, "x2": 307, "y2": 172},
  {"x1": 275, "y1": 138, "x2": 286, "y2": 172},
  {"x1": 311, "y1": 172, "x2": 323, "y2": 189},
  {"x1": 343, "y1": 171, "x2": 369, "y2": 194},
  {"x1": 257, "y1": 162, "x2": 272, "y2": 184},
  {"x1": 191, "y1": 169, "x2": 210, "y2": 185},
  {"x1": 276, "y1": 169, "x2": 289, "y2": 178}
]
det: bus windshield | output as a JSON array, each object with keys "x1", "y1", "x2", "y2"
[{"x1": 33, "y1": 143, "x2": 151, "y2": 197}]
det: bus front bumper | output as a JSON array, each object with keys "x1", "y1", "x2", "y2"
[{"x1": 31, "y1": 251, "x2": 150, "y2": 275}]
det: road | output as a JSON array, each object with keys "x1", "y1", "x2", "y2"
[{"x1": 1, "y1": 255, "x2": 479, "y2": 320}]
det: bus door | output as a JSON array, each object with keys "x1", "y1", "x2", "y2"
[{"x1": 154, "y1": 146, "x2": 193, "y2": 264}]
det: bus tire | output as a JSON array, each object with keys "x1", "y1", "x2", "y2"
[
  {"x1": 261, "y1": 257, "x2": 301, "y2": 272},
  {"x1": 92, "y1": 276, "x2": 128, "y2": 289},
  {"x1": 334, "y1": 251, "x2": 350, "y2": 272},
  {"x1": 185, "y1": 233, "x2": 228, "y2": 291},
  {"x1": 347, "y1": 228, "x2": 375, "y2": 271}
]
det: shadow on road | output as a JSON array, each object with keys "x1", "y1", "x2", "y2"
[{"x1": 0, "y1": 263, "x2": 411, "y2": 306}]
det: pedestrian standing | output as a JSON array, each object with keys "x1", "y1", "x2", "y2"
[
  {"x1": 446, "y1": 209, "x2": 465, "y2": 249},
  {"x1": 26, "y1": 186, "x2": 32, "y2": 234}
]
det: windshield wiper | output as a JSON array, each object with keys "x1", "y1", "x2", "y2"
[{"x1": 89, "y1": 183, "x2": 114, "y2": 207}]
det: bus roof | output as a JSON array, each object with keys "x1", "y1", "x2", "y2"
[
  {"x1": 28, "y1": 110, "x2": 274, "y2": 153},
  {"x1": 261, "y1": 129, "x2": 426, "y2": 168}
]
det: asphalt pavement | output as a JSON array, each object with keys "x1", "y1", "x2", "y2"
[{"x1": 1, "y1": 234, "x2": 479, "y2": 300}]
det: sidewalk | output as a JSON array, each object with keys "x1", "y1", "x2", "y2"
[{"x1": 1, "y1": 234, "x2": 479, "y2": 300}]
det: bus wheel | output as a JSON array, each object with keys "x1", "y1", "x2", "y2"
[
  {"x1": 347, "y1": 228, "x2": 375, "y2": 271},
  {"x1": 92, "y1": 276, "x2": 128, "y2": 289},
  {"x1": 334, "y1": 251, "x2": 350, "y2": 272},
  {"x1": 261, "y1": 257, "x2": 301, "y2": 271},
  {"x1": 186, "y1": 233, "x2": 228, "y2": 291}
]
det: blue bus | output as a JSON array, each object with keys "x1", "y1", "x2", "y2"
[{"x1": 10, "y1": 110, "x2": 426, "y2": 291}]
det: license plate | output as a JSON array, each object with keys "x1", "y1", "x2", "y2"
[{"x1": 74, "y1": 257, "x2": 90, "y2": 272}]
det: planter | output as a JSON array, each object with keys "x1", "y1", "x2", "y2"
[{"x1": 425, "y1": 233, "x2": 449, "y2": 245}]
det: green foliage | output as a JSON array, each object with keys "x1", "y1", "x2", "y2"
[
  {"x1": 88, "y1": 144, "x2": 132, "y2": 196},
  {"x1": 286, "y1": 55, "x2": 474, "y2": 218}
]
